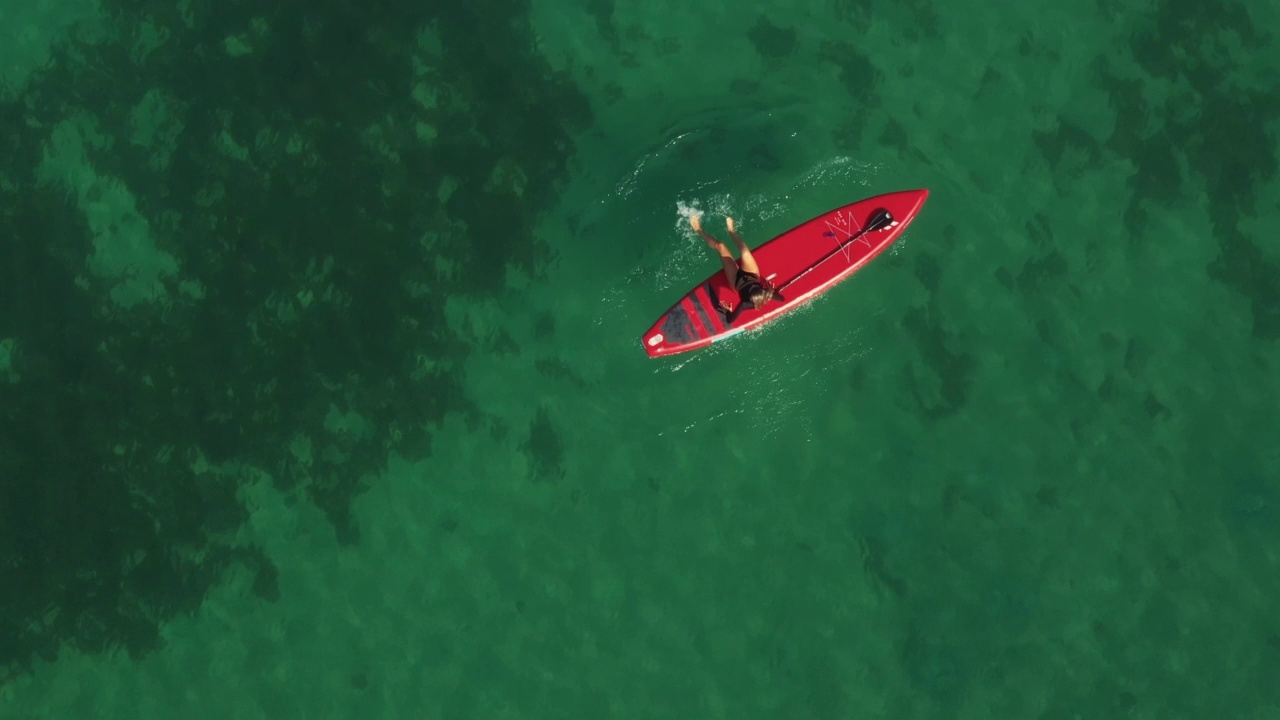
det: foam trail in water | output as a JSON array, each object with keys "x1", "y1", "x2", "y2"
[
  {"x1": 729, "y1": 318, "x2": 874, "y2": 440},
  {"x1": 791, "y1": 156, "x2": 883, "y2": 192},
  {"x1": 657, "y1": 319, "x2": 873, "y2": 440}
]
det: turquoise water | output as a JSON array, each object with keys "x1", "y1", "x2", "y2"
[{"x1": 2, "y1": 0, "x2": 1279, "y2": 717}]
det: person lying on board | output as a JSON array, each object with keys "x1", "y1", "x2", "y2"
[{"x1": 690, "y1": 215, "x2": 783, "y2": 323}]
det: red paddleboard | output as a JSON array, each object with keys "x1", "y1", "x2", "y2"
[{"x1": 641, "y1": 188, "x2": 929, "y2": 357}]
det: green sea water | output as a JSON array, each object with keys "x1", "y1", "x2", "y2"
[{"x1": 2, "y1": 0, "x2": 1279, "y2": 718}]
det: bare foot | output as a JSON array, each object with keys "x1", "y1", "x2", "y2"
[
  {"x1": 726, "y1": 217, "x2": 736, "y2": 233},
  {"x1": 690, "y1": 214, "x2": 702, "y2": 232}
]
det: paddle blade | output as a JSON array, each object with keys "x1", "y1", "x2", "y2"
[{"x1": 865, "y1": 208, "x2": 897, "y2": 232}]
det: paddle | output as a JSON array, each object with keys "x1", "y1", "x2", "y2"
[{"x1": 770, "y1": 208, "x2": 898, "y2": 300}]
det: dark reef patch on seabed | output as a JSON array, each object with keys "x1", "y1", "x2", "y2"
[
  {"x1": 1101, "y1": 0, "x2": 1280, "y2": 338},
  {"x1": 522, "y1": 406, "x2": 566, "y2": 482},
  {"x1": 0, "y1": 0, "x2": 590, "y2": 683},
  {"x1": 823, "y1": 38, "x2": 883, "y2": 150},
  {"x1": 747, "y1": 16, "x2": 797, "y2": 60},
  {"x1": 586, "y1": 0, "x2": 620, "y2": 51},
  {"x1": 901, "y1": 300, "x2": 976, "y2": 420}
]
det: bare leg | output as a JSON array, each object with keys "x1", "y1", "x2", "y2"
[
  {"x1": 726, "y1": 217, "x2": 759, "y2": 275},
  {"x1": 691, "y1": 214, "x2": 726, "y2": 250},
  {"x1": 692, "y1": 215, "x2": 741, "y2": 286}
]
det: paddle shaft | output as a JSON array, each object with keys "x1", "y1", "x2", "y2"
[{"x1": 774, "y1": 225, "x2": 876, "y2": 294}]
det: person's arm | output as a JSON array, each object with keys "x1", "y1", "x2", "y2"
[{"x1": 720, "y1": 300, "x2": 746, "y2": 325}]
